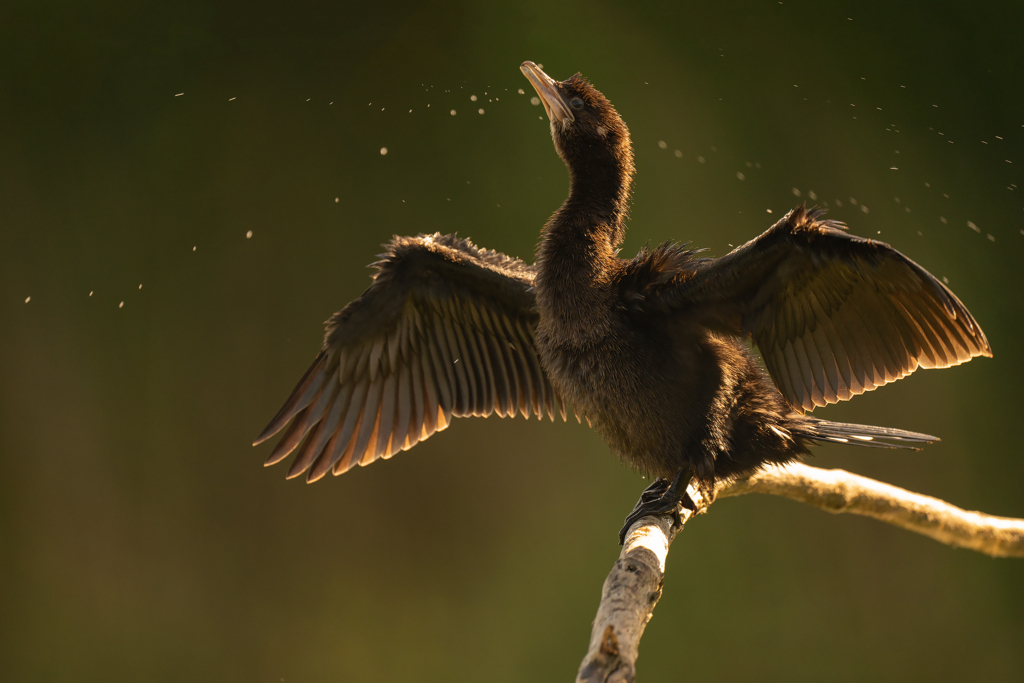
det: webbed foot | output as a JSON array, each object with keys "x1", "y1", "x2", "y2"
[{"x1": 618, "y1": 468, "x2": 695, "y2": 544}]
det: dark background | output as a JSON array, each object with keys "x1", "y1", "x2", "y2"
[{"x1": 2, "y1": 1, "x2": 1022, "y2": 680}]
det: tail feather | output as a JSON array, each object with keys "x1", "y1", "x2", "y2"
[{"x1": 794, "y1": 418, "x2": 938, "y2": 450}]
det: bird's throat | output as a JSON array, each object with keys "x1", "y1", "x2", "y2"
[
  {"x1": 534, "y1": 177, "x2": 627, "y2": 343},
  {"x1": 534, "y1": 121, "x2": 635, "y2": 343}
]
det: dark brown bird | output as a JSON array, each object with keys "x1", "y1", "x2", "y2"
[{"x1": 254, "y1": 61, "x2": 991, "y2": 542}]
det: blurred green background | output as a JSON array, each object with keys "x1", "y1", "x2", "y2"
[{"x1": 2, "y1": 0, "x2": 1022, "y2": 680}]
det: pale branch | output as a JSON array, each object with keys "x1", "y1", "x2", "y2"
[
  {"x1": 575, "y1": 485, "x2": 712, "y2": 683},
  {"x1": 576, "y1": 464, "x2": 1024, "y2": 683},
  {"x1": 717, "y1": 462, "x2": 1024, "y2": 559},
  {"x1": 575, "y1": 502, "x2": 687, "y2": 683}
]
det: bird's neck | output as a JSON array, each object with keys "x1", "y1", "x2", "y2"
[
  {"x1": 538, "y1": 146, "x2": 631, "y2": 268},
  {"x1": 534, "y1": 149, "x2": 632, "y2": 336}
]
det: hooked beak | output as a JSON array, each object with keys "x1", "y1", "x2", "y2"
[{"x1": 520, "y1": 61, "x2": 573, "y2": 124}]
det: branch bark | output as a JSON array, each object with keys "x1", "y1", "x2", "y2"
[
  {"x1": 718, "y1": 462, "x2": 1024, "y2": 558},
  {"x1": 576, "y1": 463, "x2": 1024, "y2": 683}
]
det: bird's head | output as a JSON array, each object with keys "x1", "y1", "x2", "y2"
[{"x1": 520, "y1": 61, "x2": 632, "y2": 173}]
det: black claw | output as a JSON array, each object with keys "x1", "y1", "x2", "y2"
[
  {"x1": 632, "y1": 478, "x2": 671, "y2": 510},
  {"x1": 618, "y1": 496, "x2": 681, "y2": 544},
  {"x1": 618, "y1": 468, "x2": 694, "y2": 544}
]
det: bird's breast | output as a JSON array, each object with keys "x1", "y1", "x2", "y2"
[{"x1": 535, "y1": 315, "x2": 663, "y2": 415}]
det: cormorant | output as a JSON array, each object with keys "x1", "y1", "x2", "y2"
[{"x1": 254, "y1": 62, "x2": 991, "y2": 542}]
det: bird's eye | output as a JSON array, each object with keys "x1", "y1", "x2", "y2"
[{"x1": 570, "y1": 98, "x2": 584, "y2": 110}]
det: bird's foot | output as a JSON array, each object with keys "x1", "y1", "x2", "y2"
[
  {"x1": 631, "y1": 477, "x2": 672, "y2": 509},
  {"x1": 618, "y1": 495, "x2": 682, "y2": 545},
  {"x1": 618, "y1": 469, "x2": 695, "y2": 544}
]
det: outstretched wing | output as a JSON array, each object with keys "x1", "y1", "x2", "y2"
[
  {"x1": 657, "y1": 206, "x2": 992, "y2": 411},
  {"x1": 254, "y1": 233, "x2": 567, "y2": 482}
]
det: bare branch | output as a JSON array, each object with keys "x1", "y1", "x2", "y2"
[
  {"x1": 717, "y1": 462, "x2": 1024, "y2": 558},
  {"x1": 575, "y1": 509, "x2": 683, "y2": 683},
  {"x1": 577, "y1": 464, "x2": 1024, "y2": 682},
  {"x1": 575, "y1": 486, "x2": 711, "y2": 683}
]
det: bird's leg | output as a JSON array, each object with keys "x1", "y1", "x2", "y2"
[{"x1": 618, "y1": 468, "x2": 695, "y2": 544}]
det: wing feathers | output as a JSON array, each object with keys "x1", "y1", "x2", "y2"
[
  {"x1": 393, "y1": 362, "x2": 413, "y2": 454},
  {"x1": 405, "y1": 351, "x2": 425, "y2": 449},
  {"x1": 375, "y1": 371, "x2": 399, "y2": 458},
  {"x1": 420, "y1": 346, "x2": 441, "y2": 438},
  {"x1": 307, "y1": 381, "x2": 357, "y2": 481},
  {"x1": 264, "y1": 404, "x2": 312, "y2": 467},
  {"x1": 810, "y1": 323, "x2": 840, "y2": 404},
  {"x1": 680, "y1": 206, "x2": 990, "y2": 410},
  {"x1": 440, "y1": 317, "x2": 469, "y2": 415},
  {"x1": 257, "y1": 233, "x2": 569, "y2": 480},
  {"x1": 253, "y1": 352, "x2": 328, "y2": 446},
  {"x1": 286, "y1": 381, "x2": 342, "y2": 480},
  {"x1": 351, "y1": 374, "x2": 384, "y2": 465}
]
